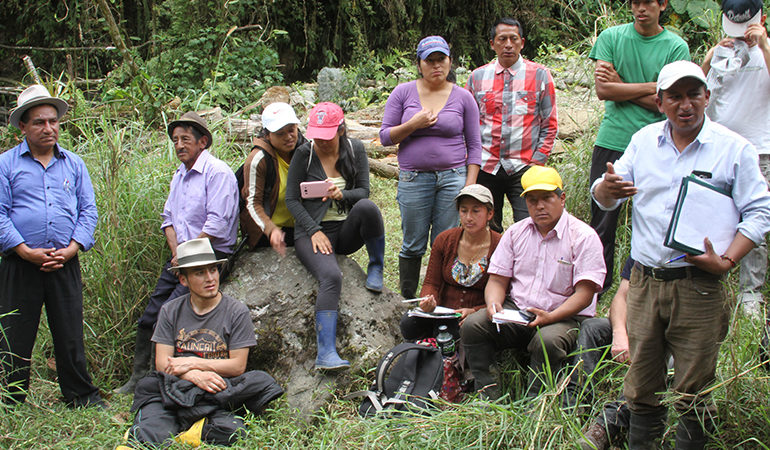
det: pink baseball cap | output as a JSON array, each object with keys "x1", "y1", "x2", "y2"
[{"x1": 306, "y1": 102, "x2": 345, "y2": 140}]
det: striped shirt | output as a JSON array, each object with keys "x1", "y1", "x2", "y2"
[{"x1": 466, "y1": 58, "x2": 558, "y2": 175}]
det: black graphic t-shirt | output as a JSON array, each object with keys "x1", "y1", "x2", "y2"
[{"x1": 152, "y1": 293, "x2": 256, "y2": 359}]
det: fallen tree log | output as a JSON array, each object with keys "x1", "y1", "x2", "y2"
[{"x1": 368, "y1": 158, "x2": 398, "y2": 179}]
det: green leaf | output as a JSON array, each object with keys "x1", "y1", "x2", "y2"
[
  {"x1": 670, "y1": 0, "x2": 689, "y2": 14},
  {"x1": 687, "y1": 0, "x2": 720, "y2": 29}
]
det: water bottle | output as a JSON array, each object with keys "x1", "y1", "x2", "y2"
[{"x1": 436, "y1": 325, "x2": 455, "y2": 356}]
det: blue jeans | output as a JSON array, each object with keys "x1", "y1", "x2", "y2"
[{"x1": 397, "y1": 167, "x2": 466, "y2": 258}]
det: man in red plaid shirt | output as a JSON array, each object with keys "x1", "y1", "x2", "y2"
[{"x1": 466, "y1": 17, "x2": 558, "y2": 232}]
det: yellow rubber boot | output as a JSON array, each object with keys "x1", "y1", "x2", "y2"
[{"x1": 175, "y1": 418, "x2": 205, "y2": 447}]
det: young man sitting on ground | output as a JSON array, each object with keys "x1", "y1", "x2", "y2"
[{"x1": 126, "y1": 238, "x2": 283, "y2": 447}]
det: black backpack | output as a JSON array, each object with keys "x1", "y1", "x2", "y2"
[{"x1": 346, "y1": 342, "x2": 444, "y2": 417}]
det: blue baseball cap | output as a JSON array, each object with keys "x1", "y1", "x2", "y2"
[{"x1": 416, "y1": 36, "x2": 451, "y2": 60}]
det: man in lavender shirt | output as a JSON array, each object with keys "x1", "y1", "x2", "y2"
[
  {"x1": 461, "y1": 166, "x2": 605, "y2": 400},
  {"x1": 115, "y1": 112, "x2": 239, "y2": 395}
]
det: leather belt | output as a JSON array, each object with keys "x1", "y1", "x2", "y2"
[{"x1": 634, "y1": 262, "x2": 722, "y2": 282}]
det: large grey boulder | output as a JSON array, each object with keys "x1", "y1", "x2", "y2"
[
  {"x1": 317, "y1": 67, "x2": 352, "y2": 104},
  {"x1": 222, "y1": 248, "x2": 405, "y2": 415}
]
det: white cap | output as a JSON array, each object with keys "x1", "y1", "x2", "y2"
[
  {"x1": 656, "y1": 60, "x2": 707, "y2": 93},
  {"x1": 261, "y1": 102, "x2": 300, "y2": 133}
]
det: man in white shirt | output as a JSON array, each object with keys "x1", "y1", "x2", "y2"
[{"x1": 592, "y1": 60, "x2": 770, "y2": 448}]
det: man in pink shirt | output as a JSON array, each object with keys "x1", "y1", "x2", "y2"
[{"x1": 461, "y1": 166, "x2": 605, "y2": 400}]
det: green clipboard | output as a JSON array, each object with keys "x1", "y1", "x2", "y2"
[{"x1": 664, "y1": 175, "x2": 739, "y2": 255}]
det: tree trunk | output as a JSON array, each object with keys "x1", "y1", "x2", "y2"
[
  {"x1": 368, "y1": 158, "x2": 398, "y2": 180},
  {"x1": 95, "y1": 0, "x2": 153, "y2": 102}
]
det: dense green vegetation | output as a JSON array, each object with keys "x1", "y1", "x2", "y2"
[{"x1": 1, "y1": 0, "x2": 747, "y2": 116}]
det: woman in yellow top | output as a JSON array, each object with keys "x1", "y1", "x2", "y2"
[{"x1": 240, "y1": 102, "x2": 308, "y2": 254}]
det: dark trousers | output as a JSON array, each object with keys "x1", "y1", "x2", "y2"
[
  {"x1": 253, "y1": 226, "x2": 295, "y2": 249},
  {"x1": 294, "y1": 199, "x2": 384, "y2": 311},
  {"x1": 564, "y1": 317, "x2": 612, "y2": 408},
  {"x1": 129, "y1": 370, "x2": 282, "y2": 446},
  {"x1": 137, "y1": 249, "x2": 230, "y2": 330},
  {"x1": 0, "y1": 254, "x2": 101, "y2": 406},
  {"x1": 462, "y1": 303, "x2": 586, "y2": 398},
  {"x1": 476, "y1": 167, "x2": 529, "y2": 233},
  {"x1": 132, "y1": 400, "x2": 244, "y2": 446},
  {"x1": 589, "y1": 145, "x2": 624, "y2": 292}
]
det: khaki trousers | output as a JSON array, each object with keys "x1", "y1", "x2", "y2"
[{"x1": 623, "y1": 265, "x2": 729, "y2": 417}]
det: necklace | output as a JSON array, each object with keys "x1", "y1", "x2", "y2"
[{"x1": 459, "y1": 230, "x2": 490, "y2": 265}]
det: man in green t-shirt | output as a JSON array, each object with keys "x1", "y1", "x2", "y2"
[{"x1": 588, "y1": 0, "x2": 690, "y2": 292}]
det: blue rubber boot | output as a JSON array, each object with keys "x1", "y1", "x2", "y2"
[
  {"x1": 364, "y1": 235, "x2": 385, "y2": 293},
  {"x1": 315, "y1": 310, "x2": 350, "y2": 370}
]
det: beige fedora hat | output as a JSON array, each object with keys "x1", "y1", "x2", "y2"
[
  {"x1": 167, "y1": 112, "x2": 213, "y2": 149},
  {"x1": 9, "y1": 85, "x2": 69, "y2": 129},
  {"x1": 168, "y1": 238, "x2": 227, "y2": 274}
]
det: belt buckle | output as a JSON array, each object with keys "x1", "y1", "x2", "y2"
[{"x1": 650, "y1": 267, "x2": 666, "y2": 281}]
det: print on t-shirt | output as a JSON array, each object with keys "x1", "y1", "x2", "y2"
[{"x1": 175, "y1": 327, "x2": 228, "y2": 359}]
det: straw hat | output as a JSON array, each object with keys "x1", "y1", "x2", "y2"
[
  {"x1": 168, "y1": 238, "x2": 227, "y2": 274},
  {"x1": 9, "y1": 85, "x2": 69, "y2": 129}
]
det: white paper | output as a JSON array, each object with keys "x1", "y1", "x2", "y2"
[
  {"x1": 407, "y1": 305, "x2": 460, "y2": 319},
  {"x1": 492, "y1": 309, "x2": 532, "y2": 325},
  {"x1": 671, "y1": 181, "x2": 739, "y2": 255}
]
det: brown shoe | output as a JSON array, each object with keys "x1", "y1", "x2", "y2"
[{"x1": 578, "y1": 422, "x2": 609, "y2": 450}]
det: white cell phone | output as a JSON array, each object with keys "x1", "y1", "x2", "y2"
[{"x1": 300, "y1": 180, "x2": 333, "y2": 199}]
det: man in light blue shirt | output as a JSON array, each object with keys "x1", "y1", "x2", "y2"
[
  {"x1": 592, "y1": 61, "x2": 770, "y2": 448},
  {"x1": 0, "y1": 85, "x2": 103, "y2": 408}
]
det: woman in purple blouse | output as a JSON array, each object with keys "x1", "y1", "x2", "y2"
[{"x1": 379, "y1": 35, "x2": 482, "y2": 299}]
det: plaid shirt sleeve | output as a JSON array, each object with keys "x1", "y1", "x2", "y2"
[{"x1": 532, "y1": 65, "x2": 558, "y2": 164}]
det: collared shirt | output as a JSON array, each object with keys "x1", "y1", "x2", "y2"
[
  {"x1": 466, "y1": 58, "x2": 558, "y2": 175},
  {"x1": 161, "y1": 150, "x2": 239, "y2": 253},
  {"x1": 488, "y1": 212, "x2": 605, "y2": 316},
  {"x1": 591, "y1": 117, "x2": 770, "y2": 268},
  {"x1": 0, "y1": 139, "x2": 97, "y2": 254}
]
